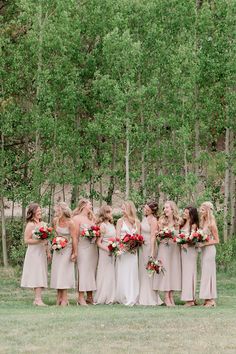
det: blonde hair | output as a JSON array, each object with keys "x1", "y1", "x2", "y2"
[
  {"x1": 123, "y1": 200, "x2": 139, "y2": 225},
  {"x1": 54, "y1": 202, "x2": 72, "y2": 224},
  {"x1": 73, "y1": 198, "x2": 95, "y2": 221},
  {"x1": 159, "y1": 200, "x2": 180, "y2": 228},
  {"x1": 97, "y1": 205, "x2": 113, "y2": 225},
  {"x1": 200, "y1": 201, "x2": 216, "y2": 229}
]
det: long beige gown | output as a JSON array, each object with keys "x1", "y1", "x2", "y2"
[
  {"x1": 138, "y1": 218, "x2": 163, "y2": 306},
  {"x1": 180, "y1": 226, "x2": 198, "y2": 301},
  {"x1": 115, "y1": 220, "x2": 139, "y2": 306},
  {"x1": 21, "y1": 229, "x2": 48, "y2": 288},
  {"x1": 199, "y1": 227, "x2": 217, "y2": 299},
  {"x1": 94, "y1": 222, "x2": 116, "y2": 304},
  {"x1": 50, "y1": 226, "x2": 75, "y2": 289},
  {"x1": 77, "y1": 223, "x2": 98, "y2": 292},
  {"x1": 153, "y1": 227, "x2": 181, "y2": 292}
]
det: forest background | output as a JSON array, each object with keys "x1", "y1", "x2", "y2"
[{"x1": 0, "y1": 0, "x2": 236, "y2": 270}]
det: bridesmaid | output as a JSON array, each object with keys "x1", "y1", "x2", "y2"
[
  {"x1": 153, "y1": 200, "x2": 181, "y2": 306},
  {"x1": 180, "y1": 206, "x2": 199, "y2": 306},
  {"x1": 21, "y1": 203, "x2": 50, "y2": 306},
  {"x1": 73, "y1": 198, "x2": 98, "y2": 306},
  {"x1": 115, "y1": 200, "x2": 141, "y2": 306},
  {"x1": 199, "y1": 202, "x2": 219, "y2": 307},
  {"x1": 50, "y1": 202, "x2": 77, "y2": 306},
  {"x1": 138, "y1": 201, "x2": 163, "y2": 306},
  {"x1": 94, "y1": 205, "x2": 116, "y2": 304}
]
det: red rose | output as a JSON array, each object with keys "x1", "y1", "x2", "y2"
[
  {"x1": 123, "y1": 235, "x2": 130, "y2": 243},
  {"x1": 39, "y1": 227, "x2": 45, "y2": 233},
  {"x1": 41, "y1": 233, "x2": 48, "y2": 239},
  {"x1": 91, "y1": 225, "x2": 100, "y2": 231},
  {"x1": 47, "y1": 227, "x2": 53, "y2": 232},
  {"x1": 108, "y1": 244, "x2": 113, "y2": 251}
]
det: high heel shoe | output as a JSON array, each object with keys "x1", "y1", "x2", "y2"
[{"x1": 77, "y1": 299, "x2": 88, "y2": 306}]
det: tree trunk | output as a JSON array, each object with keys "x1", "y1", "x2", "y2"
[
  {"x1": 106, "y1": 143, "x2": 116, "y2": 205},
  {"x1": 223, "y1": 127, "x2": 230, "y2": 242},
  {"x1": 0, "y1": 197, "x2": 8, "y2": 267},
  {"x1": 125, "y1": 113, "x2": 130, "y2": 201},
  {"x1": 229, "y1": 131, "x2": 235, "y2": 237}
]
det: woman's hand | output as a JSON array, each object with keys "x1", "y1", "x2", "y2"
[
  {"x1": 181, "y1": 244, "x2": 188, "y2": 250},
  {"x1": 70, "y1": 253, "x2": 77, "y2": 262},
  {"x1": 47, "y1": 252, "x2": 52, "y2": 262}
]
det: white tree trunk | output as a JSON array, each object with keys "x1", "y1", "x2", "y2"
[
  {"x1": 223, "y1": 127, "x2": 230, "y2": 242},
  {"x1": 125, "y1": 115, "x2": 130, "y2": 200},
  {"x1": 229, "y1": 131, "x2": 235, "y2": 237}
]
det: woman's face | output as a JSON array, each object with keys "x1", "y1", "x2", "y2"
[
  {"x1": 121, "y1": 204, "x2": 127, "y2": 216},
  {"x1": 164, "y1": 203, "x2": 173, "y2": 217},
  {"x1": 200, "y1": 205, "x2": 207, "y2": 218},
  {"x1": 183, "y1": 208, "x2": 190, "y2": 220},
  {"x1": 85, "y1": 201, "x2": 92, "y2": 212},
  {"x1": 54, "y1": 205, "x2": 62, "y2": 218},
  {"x1": 144, "y1": 205, "x2": 152, "y2": 216},
  {"x1": 34, "y1": 207, "x2": 42, "y2": 220},
  {"x1": 105, "y1": 207, "x2": 112, "y2": 217}
]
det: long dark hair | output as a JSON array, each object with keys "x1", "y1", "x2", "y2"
[
  {"x1": 147, "y1": 201, "x2": 159, "y2": 219},
  {"x1": 180, "y1": 206, "x2": 199, "y2": 233},
  {"x1": 26, "y1": 203, "x2": 41, "y2": 223}
]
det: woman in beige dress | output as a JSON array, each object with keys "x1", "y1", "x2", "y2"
[
  {"x1": 199, "y1": 202, "x2": 219, "y2": 307},
  {"x1": 153, "y1": 201, "x2": 181, "y2": 306},
  {"x1": 73, "y1": 198, "x2": 98, "y2": 306},
  {"x1": 94, "y1": 205, "x2": 116, "y2": 304},
  {"x1": 116, "y1": 201, "x2": 141, "y2": 306},
  {"x1": 50, "y1": 202, "x2": 77, "y2": 306},
  {"x1": 180, "y1": 206, "x2": 199, "y2": 306},
  {"x1": 138, "y1": 201, "x2": 163, "y2": 306},
  {"x1": 21, "y1": 203, "x2": 50, "y2": 306}
]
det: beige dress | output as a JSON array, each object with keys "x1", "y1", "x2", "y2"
[
  {"x1": 138, "y1": 218, "x2": 163, "y2": 306},
  {"x1": 21, "y1": 229, "x2": 48, "y2": 288},
  {"x1": 180, "y1": 226, "x2": 198, "y2": 301},
  {"x1": 115, "y1": 220, "x2": 139, "y2": 306},
  {"x1": 77, "y1": 223, "x2": 98, "y2": 292},
  {"x1": 153, "y1": 226, "x2": 181, "y2": 292},
  {"x1": 50, "y1": 226, "x2": 75, "y2": 289},
  {"x1": 94, "y1": 222, "x2": 116, "y2": 304},
  {"x1": 199, "y1": 227, "x2": 217, "y2": 299}
]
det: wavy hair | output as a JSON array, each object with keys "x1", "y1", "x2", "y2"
[
  {"x1": 26, "y1": 203, "x2": 41, "y2": 223},
  {"x1": 123, "y1": 200, "x2": 139, "y2": 226},
  {"x1": 200, "y1": 201, "x2": 216, "y2": 229},
  {"x1": 146, "y1": 201, "x2": 159, "y2": 219},
  {"x1": 159, "y1": 200, "x2": 180, "y2": 228},
  {"x1": 54, "y1": 202, "x2": 72, "y2": 224},
  {"x1": 97, "y1": 205, "x2": 113, "y2": 225},
  {"x1": 73, "y1": 198, "x2": 95, "y2": 221},
  {"x1": 180, "y1": 206, "x2": 199, "y2": 233}
]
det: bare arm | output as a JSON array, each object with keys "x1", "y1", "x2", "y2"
[
  {"x1": 136, "y1": 220, "x2": 141, "y2": 234},
  {"x1": 97, "y1": 224, "x2": 109, "y2": 252},
  {"x1": 69, "y1": 220, "x2": 78, "y2": 261},
  {"x1": 72, "y1": 215, "x2": 80, "y2": 241},
  {"x1": 116, "y1": 218, "x2": 122, "y2": 239},
  {"x1": 208, "y1": 224, "x2": 220, "y2": 245},
  {"x1": 150, "y1": 218, "x2": 158, "y2": 258}
]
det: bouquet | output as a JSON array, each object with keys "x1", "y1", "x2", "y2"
[
  {"x1": 107, "y1": 237, "x2": 124, "y2": 257},
  {"x1": 174, "y1": 229, "x2": 210, "y2": 251},
  {"x1": 33, "y1": 223, "x2": 53, "y2": 240},
  {"x1": 146, "y1": 257, "x2": 165, "y2": 277},
  {"x1": 121, "y1": 233, "x2": 144, "y2": 254},
  {"x1": 157, "y1": 227, "x2": 176, "y2": 245},
  {"x1": 188, "y1": 229, "x2": 210, "y2": 246},
  {"x1": 51, "y1": 236, "x2": 68, "y2": 251},
  {"x1": 81, "y1": 225, "x2": 101, "y2": 243}
]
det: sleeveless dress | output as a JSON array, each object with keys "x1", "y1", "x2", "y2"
[
  {"x1": 77, "y1": 223, "x2": 98, "y2": 292},
  {"x1": 199, "y1": 227, "x2": 217, "y2": 299},
  {"x1": 138, "y1": 217, "x2": 163, "y2": 306},
  {"x1": 94, "y1": 222, "x2": 116, "y2": 304},
  {"x1": 180, "y1": 226, "x2": 198, "y2": 301},
  {"x1": 50, "y1": 226, "x2": 75, "y2": 289},
  {"x1": 21, "y1": 227, "x2": 48, "y2": 288},
  {"x1": 153, "y1": 226, "x2": 181, "y2": 292},
  {"x1": 115, "y1": 220, "x2": 139, "y2": 306}
]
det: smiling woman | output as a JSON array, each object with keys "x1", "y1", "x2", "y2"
[{"x1": 21, "y1": 203, "x2": 50, "y2": 306}]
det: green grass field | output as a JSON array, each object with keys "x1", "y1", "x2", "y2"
[{"x1": 0, "y1": 267, "x2": 236, "y2": 354}]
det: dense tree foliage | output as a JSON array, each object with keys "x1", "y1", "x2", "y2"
[{"x1": 1, "y1": 0, "x2": 236, "y2": 265}]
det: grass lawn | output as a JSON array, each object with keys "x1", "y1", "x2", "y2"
[{"x1": 0, "y1": 267, "x2": 236, "y2": 354}]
